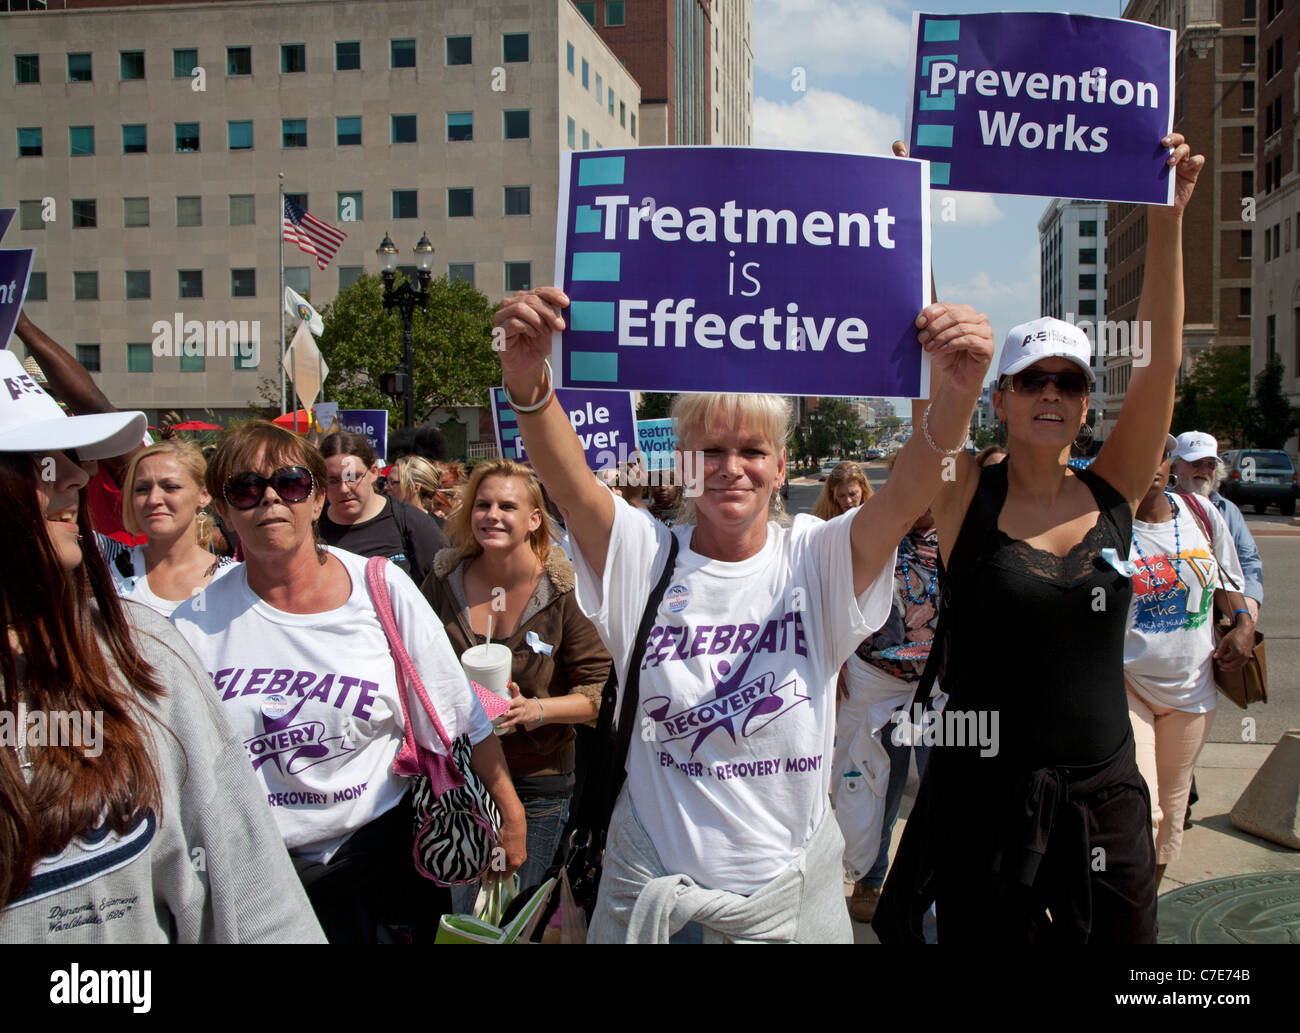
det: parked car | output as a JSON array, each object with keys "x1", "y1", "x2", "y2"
[
  {"x1": 865, "y1": 448, "x2": 884, "y2": 460},
  {"x1": 1219, "y1": 449, "x2": 1298, "y2": 516}
]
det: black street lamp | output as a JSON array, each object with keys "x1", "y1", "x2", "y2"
[{"x1": 377, "y1": 231, "x2": 435, "y2": 428}]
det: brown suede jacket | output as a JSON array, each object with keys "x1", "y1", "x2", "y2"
[{"x1": 421, "y1": 547, "x2": 611, "y2": 780}]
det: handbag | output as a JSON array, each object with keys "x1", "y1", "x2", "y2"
[
  {"x1": 1178, "y1": 494, "x2": 1268, "y2": 709},
  {"x1": 434, "y1": 875, "x2": 557, "y2": 944},
  {"x1": 364, "y1": 556, "x2": 502, "y2": 885}
]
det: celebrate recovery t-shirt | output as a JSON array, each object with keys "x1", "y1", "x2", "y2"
[
  {"x1": 171, "y1": 547, "x2": 493, "y2": 862},
  {"x1": 572, "y1": 495, "x2": 894, "y2": 894}
]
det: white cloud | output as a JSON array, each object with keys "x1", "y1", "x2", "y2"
[
  {"x1": 754, "y1": 0, "x2": 912, "y2": 79},
  {"x1": 929, "y1": 191, "x2": 1004, "y2": 226},
  {"x1": 755, "y1": 87, "x2": 901, "y2": 156},
  {"x1": 937, "y1": 244, "x2": 1040, "y2": 346}
]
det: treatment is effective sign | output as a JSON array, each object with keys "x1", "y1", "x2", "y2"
[
  {"x1": 554, "y1": 147, "x2": 932, "y2": 398},
  {"x1": 905, "y1": 12, "x2": 1175, "y2": 203}
]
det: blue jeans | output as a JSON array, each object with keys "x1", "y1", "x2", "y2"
[
  {"x1": 451, "y1": 793, "x2": 571, "y2": 914},
  {"x1": 860, "y1": 724, "x2": 930, "y2": 889}
]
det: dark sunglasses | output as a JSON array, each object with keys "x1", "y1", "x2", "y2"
[
  {"x1": 223, "y1": 466, "x2": 315, "y2": 510},
  {"x1": 1007, "y1": 368, "x2": 1090, "y2": 397}
]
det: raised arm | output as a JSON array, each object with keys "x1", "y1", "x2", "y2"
[
  {"x1": 1091, "y1": 134, "x2": 1204, "y2": 506},
  {"x1": 493, "y1": 287, "x2": 616, "y2": 577},
  {"x1": 853, "y1": 304, "x2": 993, "y2": 593}
]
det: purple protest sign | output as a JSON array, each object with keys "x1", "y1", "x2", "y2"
[
  {"x1": 337, "y1": 409, "x2": 388, "y2": 461},
  {"x1": 905, "y1": 12, "x2": 1175, "y2": 204},
  {"x1": 0, "y1": 210, "x2": 15, "y2": 243},
  {"x1": 492, "y1": 387, "x2": 636, "y2": 470},
  {"x1": 553, "y1": 147, "x2": 931, "y2": 398},
  {"x1": 0, "y1": 249, "x2": 35, "y2": 351}
]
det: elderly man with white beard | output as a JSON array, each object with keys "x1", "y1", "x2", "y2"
[{"x1": 1169, "y1": 431, "x2": 1263, "y2": 622}]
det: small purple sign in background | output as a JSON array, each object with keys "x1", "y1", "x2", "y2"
[
  {"x1": 0, "y1": 209, "x2": 34, "y2": 351},
  {"x1": 905, "y1": 12, "x2": 1175, "y2": 204},
  {"x1": 554, "y1": 147, "x2": 931, "y2": 398},
  {"x1": 492, "y1": 387, "x2": 636, "y2": 470}
]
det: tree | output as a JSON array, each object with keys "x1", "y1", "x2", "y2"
[
  {"x1": 637, "y1": 392, "x2": 674, "y2": 420},
  {"x1": 1171, "y1": 347, "x2": 1251, "y2": 447},
  {"x1": 811, "y1": 398, "x2": 865, "y2": 457},
  {"x1": 1245, "y1": 354, "x2": 1300, "y2": 448},
  {"x1": 314, "y1": 273, "x2": 499, "y2": 422}
]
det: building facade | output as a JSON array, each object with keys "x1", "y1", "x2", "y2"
[
  {"x1": 1107, "y1": 0, "x2": 1254, "y2": 437},
  {"x1": 3, "y1": 0, "x2": 639, "y2": 421}
]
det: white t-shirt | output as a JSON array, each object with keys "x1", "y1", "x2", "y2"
[
  {"x1": 1125, "y1": 496, "x2": 1244, "y2": 713},
  {"x1": 107, "y1": 543, "x2": 236, "y2": 618},
  {"x1": 571, "y1": 496, "x2": 895, "y2": 894},
  {"x1": 170, "y1": 546, "x2": 494, "y2": 862}
]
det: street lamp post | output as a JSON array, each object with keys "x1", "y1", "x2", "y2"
[{"x1": 377, "y1": 231, "x2": 435, "y2": 429}]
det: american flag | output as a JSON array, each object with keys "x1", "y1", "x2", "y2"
[{"x1": 282, "y1": 197, "x2": 347, "y2": 270}]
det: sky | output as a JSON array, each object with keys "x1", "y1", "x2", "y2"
[{"x1": 751, "y1": 0, "x2": 1130, "y2": 414}]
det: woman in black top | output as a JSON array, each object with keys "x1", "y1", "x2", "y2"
[
  {"x1": 875, "y1": 134, "x2": 1205, "y2": 944},
  {"x1": 318, "y1": 431, "x2": 447, "y2": 585}
]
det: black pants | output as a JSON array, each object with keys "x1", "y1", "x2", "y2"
[{"x1": 292, "y1": 793, "x2": 451, "y2": 944}]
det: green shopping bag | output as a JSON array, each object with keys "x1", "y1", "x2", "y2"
[{"x1": 435, "y1": 876, "x2": 556, "y2": 944}]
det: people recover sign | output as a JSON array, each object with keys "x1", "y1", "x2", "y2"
[
  {"x1": 905, "y1": 12, "x2": 1175, "y2": 204},
  {"x1": 492, "y1": 387, "x2": 636, "y2": 470},
  {"x1": 553, "y1": 147, "x2": 932, "y2": 398}
]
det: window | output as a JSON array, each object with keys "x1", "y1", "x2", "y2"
[
  {"x1": 231, "y1": 268, "x2": 256, "y2": 297},
  {"x1": 503, "y1": 33, "x2": 529, "y2": 62},
  {"x1": 1244, "y1": 37, "x2": 1256, "y2": 66},
  {"x1": 227, "y1": 46, "x2": 252, "y2": 76},
  {"x1": 339, "y1": 266, "x2": 364, "y2": 290},
  {"x1": 448, "y1": 263, "x2": 474, "y2": 286},
  {"x1": 230, "y1": 194, "x2": 255, "y2": 225},
  {"x1": 581, "y1": 59, "x2": 589, "y2": 88},
  {"x1": 620, "y1": 101, "x2": 626, "y2": 127},
  {"x1": 596, "y1": 73, "x2": 603, "y2": 104},
  {"x1": 1240, "y1": 286, "x2": 1252, "y2": 316},
  {"x1": 73, "y1": 272, "x2": 99, "y2": 300},
  {"x1": 120, "y1": 51, "x2": 145, "y2": 80},
  {"x1": 577, "y1": 2, "x2": 596, "y2": 26},
  {"x1": 447, "y1": 188, "x2": 474, "y2": 217},
  {"x1": 178, "y1": 270, "x2": 204, "y2": 299},
  {"x1": 1243, "y1": 81, "x2": 1255, "y2": 112},
  {"x1": 1079, "y1": 273, "x2": 1096, "y2": 290},
  {"x1": 1245, "y1": 0, "x2": 1257, "y2": 18},
  {"x1": 285, "y1": 267, "x2": 310, "y2": 296},
  {"x1": 70, "y1": 126, "x2": 95, "y2": 156},
  {"x1": 337, "y1": 191, "x2": 362, "y2": 222},
  {"x1": 18, "y1": 127, "x2": 42, "y2": 157},
  {"x1": 68, "y1": 52, "x2": 92, "y2": 82},
  {"x1": 1242, "y1": 125, "x2": 1255, "y2": 155},
  {"x1": 447, "y1": 35, "x2": 472, "y2": 65},
  {"x1": 447, "y1": 112, "x2": 473, "y2": 141},
  {"x1": 567, "y1": 117, "x2": 576, "y2": 148},
  {"x1": 1267, "y1": 314, "x2": 1277, "y2": 359},
  {"x1": 281, "y1": 44, "x2": 306, "y2": 73},
  {"x1": 173, "y1": 49, "x2": 198, "y2": 78},
  {"x1": 504, "y1": 186, "x2": 531, "y2": 216},
  {"x1": 609, "y1": 90, "x2": 615, "y2": 116},
  {"x1": 391, "y1": 38, "x2": 416, "y2": 68},
  {"x1": 122, "y1": 124, "x2": 147, "y2": 153},
  {"x1": 175, "y1": 122, "x2": 200, "y2": 152},
  {"x1": 582, "y1": 129, "x2": 590, "y2": 149},
  {"x1": 228, "y1": 120, "x2": 253, "y2": 150},
  {"x1": 125, "y1": 270, "x2": 151, "y2": 299},
  {"x1": 285, "y1": 192, "x2": 307, "y2": 210},
  {"x1": 128, "y1": 343, "x2": 153, "y2": 373},
  {"x1": 71, "y1": 199, "x2": 97, "y2": 228},
  {"x1": 504, "y1": 109, "x2": 530, "y2": 139},
  {"x1": 282, "y1": 118, "x2": 307, "y2": 148},
  {"x1": 15, "y1": 54, "x2": 39, "y2": 84},
  {"x1": 1243, "y1": 170, "x2": 1255, "y2": 199},
  {"x1": 176, "y1": 196, "x2": 202, "y2": 227},
  {"x1": 1078, "y1": 220, "x2": 1098, "y2": 237},
  {"x1": 336, "y1": 41, "x2": 361, "y2": 71},
  {"x1": 392, "y1": 190, "x2": 418, "y2": 219},
  {"x1": 1267, "y1": 0, "x2": 1282, "y2": 23},
  {"x1": 76, "y1": 345, "x2": 100, "y2": 372},
  {"x1": 1079, "y1": 247, "x2": 1096, "y2": 265},
  {"x1": 567, "y1": 43, "x2": 575, "y2": 74},
  {"x1": 19, "y1": 200, "x2": 44, "y2": 230},
  {"x1": 233, "y1": 345, "x2": 258, "y2": 371},
  {"x1": 180, "y1": 352, "x2": 205, "y2": 373},
  {"x1": 124, "y1": 197, "x2": 149, "y2": 227},
  {"x1": 1242, "y1": 228, "x2": 1254, "y2": 258},
  {"x1": 631, "y1": 113, "x2": 636, "y2": 139},
  {"x1": 27, "y1": 272, "x2": 46, "y2": 301},
  {"x1": 1077, "y1": 299, "x2": 1096, "y2": 316},
  {"x1": 505, "y1": 262, "x2": 532, "y2": 292},
  {"x1": 606, "y1": 1, "x2": 626, "y2": 26},
  {"x1": 336, "y1": 116, "x2": 361, "y2": 146},
  {"x1": 391, "y1": 114, "x2": 417, "y2": 143}
]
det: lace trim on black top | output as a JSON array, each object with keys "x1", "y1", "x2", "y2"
[{"x1": 986, "y1": 518, "x2": 1113, "y2": 587}]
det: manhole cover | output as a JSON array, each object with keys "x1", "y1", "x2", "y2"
[{"x1": 1158, "y1": 872, "x2": 1300, "y2": 944}]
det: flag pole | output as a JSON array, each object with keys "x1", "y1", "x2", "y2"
[{"x1": 278, "y1": 172, "x2": 286, "y2": 416}]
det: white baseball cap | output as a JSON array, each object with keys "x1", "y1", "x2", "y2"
[
  {"x1": 1172, "y1": 431, "x2": 1218, "y2": 463},
  {"x1": 0, "y1": 350, "x2": 146, "y2": 460},
  {"x1": 997, "y1": 317, "x2": 1096, "y2": 382}
]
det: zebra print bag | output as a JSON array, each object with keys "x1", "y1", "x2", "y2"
[{"x1": 365, "y1": 557, "x2": 501, "y2": 886}]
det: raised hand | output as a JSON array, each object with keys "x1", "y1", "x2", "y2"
[
  {"x1": 493, "y1": 287, "x2": 569, "y2": 398},
  {"x1": 915, "y1": 303, "x2": 994, "y2": 397},
  {"x1": 1160, "y1": 132, "x2": 1204, "y2": 215}
]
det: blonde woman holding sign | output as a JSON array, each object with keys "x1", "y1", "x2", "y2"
[{"x1": 492, "y1": 286, "x2": 992, "y2": 943}]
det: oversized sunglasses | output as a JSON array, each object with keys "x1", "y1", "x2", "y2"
[
  {"x1": 1007, "y1": 368, "x2": 1090, "y2": 397},
  {"x1": 223, "y1": 466, "x2": 315, "y2": 510}
]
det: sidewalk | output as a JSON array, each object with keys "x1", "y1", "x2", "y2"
[{"x1": 845, "y1": 739, "x2": 1300, "y2": 943}]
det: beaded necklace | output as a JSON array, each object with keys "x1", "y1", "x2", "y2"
[
  {"x1": 899, "y1": 539, "x2": 938, "y2": 604},
  {"x1": 1130, "y1": 491, "x2": 1183, "y2": 591}
]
